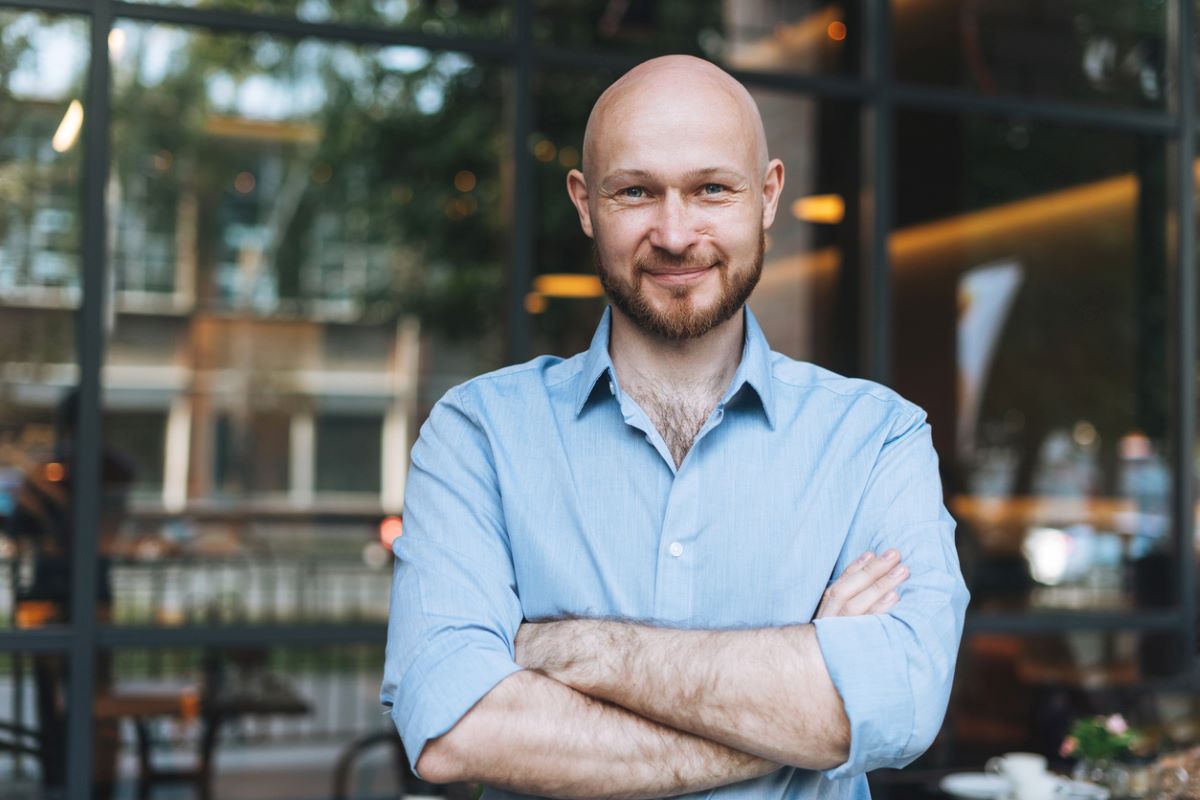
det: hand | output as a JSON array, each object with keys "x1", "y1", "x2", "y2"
[{"x1": 814, "y1": 549, "x2": 907, "y2": 619}]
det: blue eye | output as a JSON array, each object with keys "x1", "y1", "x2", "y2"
[
  {"x1": 703, "y1": 183, "x2": 725, "y2": 195},
  {"x1": 621, "y1": 186, "x2": 645, "y2": 198}
]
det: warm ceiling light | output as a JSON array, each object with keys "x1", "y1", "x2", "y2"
[
  {"x1": 52, "y1": 100, "x2": 84, "y2": 153},
  {"x1": 108, "y1": 28, "x2": 126, "y2": 59},
  {"x1": 558, "y1": 146, "x2": 580, "y2": 168},
  {"x1": 524, "y1": 291, "x2": 547, "y2": 314},
  {"x1": 533, "y1": 274, "x2": 603, "y2": 298},
  {"x1": 792, "y1": 194, "x2": 845, "y2": 224},
  {"x1": 454, "y1": 169, "x2": 476, "y2": 192},
  {"x1": 533, "y1": 139, "x2": 557, "y2": 162},
  {"x1": 827, "y1": 21, "x2": 847, "y2": 41}
]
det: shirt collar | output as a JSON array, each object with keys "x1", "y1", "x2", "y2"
[
  {"x1": 723, "y1": 304, "x2": 777, "y2": 430},
  {"x1": 572, "y1": 305, "x2": 777, "y2": 430},
  {"x1": 572, "y1": 307, "x2": 618, "y2": 416}
]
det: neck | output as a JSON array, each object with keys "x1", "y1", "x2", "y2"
[{"x1": 608, "y1": 306, "x2": 746, "y2": 399}]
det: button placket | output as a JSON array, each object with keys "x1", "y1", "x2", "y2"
[{"x1": 652, "y1": 459, "x2": 699, "y2": 623}]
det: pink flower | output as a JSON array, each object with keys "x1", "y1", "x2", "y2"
[
  {"x1": 1060, "y1": 736, "x2": 1078, "y2": 758},
  {"x1": 1105, "y1": 715, "x2": 1128, "y2": 735}
]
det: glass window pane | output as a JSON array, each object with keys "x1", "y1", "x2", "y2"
[
  {"x1": 0, "y1": 650, "x2": 87, "y2": 797},
  {"x1": 133, "y1": 0, "x2": 511, "y2": 35},
  {"x1": 93, "y1": 644, "x2": 441, "y2": 799},
  {"x1": 0, "y1": 12, "x2": 88, "y2": 632},
  {"x1": 942, "y1": 632, "x2": 1190, "y2": 766},
  {"x1": 534, "y1": 0, "x2": 864, "y2": 76},
  {"x1": 104, "y1": 22, "x2": 511, "y2": 625},
  {"x1": 530, "y1": 68, "x2": 862, "y2": 374},
  {"x1": 893, "y1": 0, "x2": 1167, "y2": 108},
  {"x1": 892, "y1": 110, "x2": 1173, "y2": 614}
]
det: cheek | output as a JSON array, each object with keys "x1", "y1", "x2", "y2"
[
  {"x1": 595, "y1": 214, "x2": 650, "y2": 254},
  {"x1": 717, "y1": 213, "x2": 762, "y2": 255}
]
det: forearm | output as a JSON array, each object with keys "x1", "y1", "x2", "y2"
[
  {"x1": 418, "y1": 669, "x2": 780, "y2": 799},
  {"x1": 522, "y1": 621, "x2": 849, "y2": 770}
]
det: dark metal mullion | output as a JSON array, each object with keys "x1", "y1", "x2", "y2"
[
  {"x1": 966, "y1": 610, "x2": 1183, "y2": 634},
  {"x1": 893, "y1": 82, "x2": 1176, "y2": 135},
  {"x1": 0, "y1": 629, "x2": 74, "y2": 653},
  {"x1": 532, "y1": 44, "x2": 870, "y2": 100},
  {"x1": 111, "y1": 0, "x2": 515, "y2": 56},
  {"x1": 66, "y1": 1, "x2": 112, "y2": 797},
  {"x1": 865, "y1": 0, "x2": 892, "y2": 383},
  {"x1": 508, "y1": 0, "x2": 533, "y2": 362},
  {"x1": 0, "y1": 0, "x2": 90, "y2": 12},
  {"x1": 95, "y1": 622, "x2": 387, "y2": 648},
  {"x1": 1174, "y1": 0, "x2": 1198, "y2": 668}
]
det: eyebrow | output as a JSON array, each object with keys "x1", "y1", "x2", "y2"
[{"x1": 600, "y1": 167, "x2": 747, "y2": 188}]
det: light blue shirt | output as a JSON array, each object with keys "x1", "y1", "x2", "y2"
[{"x1": 382, "y1": 305, "x2": 969, "y2": 799}]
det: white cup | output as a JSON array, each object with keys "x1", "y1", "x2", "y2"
[
  {"x1": 987, "y1": 753, "x2": 1052, "y2": 800},
  {"x1": 1012, "y1": 772, "x2": 1058, "y2": 800}
]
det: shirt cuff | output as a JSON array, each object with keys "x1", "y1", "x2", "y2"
[
  {"x1": 389, "y1": 635, "x2": 523, "y2": 780},
  {"x1": 812, "y1": 615, "x2": 915, "y2": 779}
]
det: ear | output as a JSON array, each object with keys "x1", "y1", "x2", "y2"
[
  {"x1": 566, "y1": 169, "x2": 595, "y2": 238},
  {"x1": 760, "y1": 158, "x2": 785, "y2": 230}
]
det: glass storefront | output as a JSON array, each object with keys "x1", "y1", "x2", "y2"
[
  {"x1": 892, "y1": 111, "x2": 1173, "y2": 615},
  {"x1": 0, "y1": 1, "x2": 1197, "y2": 797},
  {"x1": 891, "y1": 0, "x2": 1168, "y2": 109},
  {"x1": 0, "y1": 10, "x2": 88, "y2": 633},
  {"x1": 99, "y1": 20, "x2": 512, "y2": 629}
]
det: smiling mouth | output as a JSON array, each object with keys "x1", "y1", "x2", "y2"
[{"x1": 645, "y1": 266, "x2": 713, "y2": 285}]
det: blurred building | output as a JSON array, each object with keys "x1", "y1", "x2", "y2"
[{"x1": 0, "y1": 1, "x2": 1197, "y2": 799}]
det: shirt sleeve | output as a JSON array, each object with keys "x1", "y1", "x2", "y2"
[
  {"x1": 812, "y1": 406, "x2": 970, "y2": 779},
  {"x1": 379, "y1": 384, "x2": 524, "y2": 777}
]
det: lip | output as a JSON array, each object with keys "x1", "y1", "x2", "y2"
[{"x1": 646, "y1": 266, "x2": 713, "y2": 286}]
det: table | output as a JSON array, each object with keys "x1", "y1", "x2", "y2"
[{"x1": 99, "y1": 673, "x2": 310, "y2": 800}]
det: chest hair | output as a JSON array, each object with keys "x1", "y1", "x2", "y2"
[{"x1": 626, "y1": 382, "x2": 722, "y2": 469}]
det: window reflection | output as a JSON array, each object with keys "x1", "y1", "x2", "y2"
[
  {"x1": 892, "y1": 111, "x2": 1172, "y2": 614},
  {"x1": 535, "y1": 0, "x2": 863, "y2": 76},
  {"x1": 0, "y1": 12, "x2": 88, "y2": 631},
  {"x1": 97, "y1": 23, "x2": 512, "y2": 624},
  {"x1": 0, "y1": 12, "x2": 86, "y2": 297},
  {"x1": 0, "y1": 645, "x2": 427, "y2": 800},
  {"x1": 892, "y1": 0, "x2": 1167, "y2": 108},
  {"x1": 950, "y1": 632, "x2": 1197, "y2": 762},
  {"x1": 0, "y1": 651, "x2": 78, "y2": 798},
  {"x1": 134, "y1": 0, "x2": 511, "y2": 34}
]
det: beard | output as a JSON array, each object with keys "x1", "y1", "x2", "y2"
[{"x1": 593, "y1": 230, "x2": 764, "y2": 341}]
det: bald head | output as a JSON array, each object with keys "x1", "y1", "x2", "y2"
[{"x1": 581, "y1": 55, "x2": 769, "y2": 182}]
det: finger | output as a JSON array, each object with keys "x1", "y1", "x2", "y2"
[
  {"x1": 816, "y1": 552, "x2": 876, "y2": 618},
  {"x1": 844, "y1": 562, "x2": 909, "y2": 615},
  {"x1": 840, "y1": 551, "x2": 875, "y2": 577},
  {"x1": 865, "y1": 590, "x2": 900, "y2": 615},
  {"x1": 829, "y1": 548, "x2": 901, "y2": 604},
  {"x1": 815, "y1": 583, "x2": 841, "y2": 619}
]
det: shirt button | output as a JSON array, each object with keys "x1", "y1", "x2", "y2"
[{"x1": 668, "y1": 541, "x2": 684, "y2": 558}]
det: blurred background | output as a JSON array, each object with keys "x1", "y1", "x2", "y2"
[{"x1": 1, "y1": 0, "x2": 1199, "y2": 798}]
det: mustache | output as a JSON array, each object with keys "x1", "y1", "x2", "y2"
[{"x1": 633, "y1": 253, "x2": 724, "y2": 273}]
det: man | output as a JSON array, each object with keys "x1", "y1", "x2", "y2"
[{"x1": 381, "y1": 55, "x2": 969, "y2": 799}]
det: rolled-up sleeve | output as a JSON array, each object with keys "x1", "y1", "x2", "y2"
[
  {"x1": 380, "y1": 385, "x2": 524, "y2": 776},
  {"x1": 813, "y1": 407, "x2": 970, "y2": 779}
]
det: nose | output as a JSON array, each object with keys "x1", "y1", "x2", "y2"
[{"x1": 647, "y1": 192, "x2": 700, "y2": 256}]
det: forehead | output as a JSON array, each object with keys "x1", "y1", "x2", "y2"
[{"x1": 591, "y1": 82, "x2": 759, "y2": 178}]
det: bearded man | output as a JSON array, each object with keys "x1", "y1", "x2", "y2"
[{"x1": 381, "y1": 55, "x2": 969, "y2": 799}]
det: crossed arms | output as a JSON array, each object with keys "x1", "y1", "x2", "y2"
[
  {"x1": 381, "y1": 387, "x2": 970, "y2": 798},
  {"x1": 415, "y1": 554, "x2": 907, "y2": 797}
]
